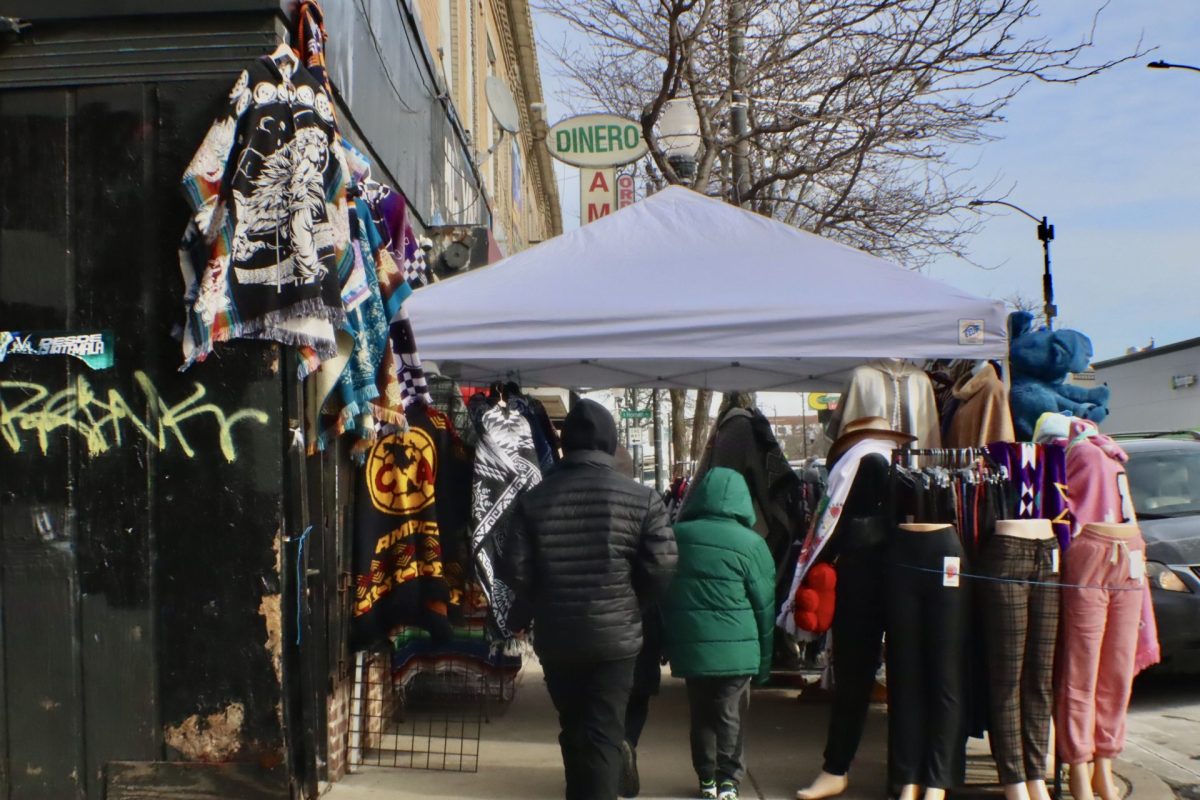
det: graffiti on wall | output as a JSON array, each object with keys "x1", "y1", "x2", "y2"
[{"x1": 0, "y1": 371, "x2": 270, "y2": 462}]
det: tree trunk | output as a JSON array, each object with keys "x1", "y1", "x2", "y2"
[
  {"x1": 689, "y1": 389, "x2": 714, "y2": 466},
  {"x1": 669, "y1": 389, "x2": 688, "y2": 477}
]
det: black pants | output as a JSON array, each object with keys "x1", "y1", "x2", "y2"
[
  {"x1": 886, "y1": 527, "x2": 969, "y2": 790},
  {"x1": 980, "y1": 534, "x2": 1061, "y2": 785},
  {"x1": 823, "y1": 519, "x2": 888, "y2": 776},
  {"x1": 625, "y1": 690, "x2": 651, "y2": 747},
  {"x1": 544, "y1": 657, "x2": 637, "y2": 800},
  {"x1": 686, "y1": 675, "x2": 751, "y2": 786},
  {"x1": 625, "y1": 610, "x2": 663, "y2": 747}
]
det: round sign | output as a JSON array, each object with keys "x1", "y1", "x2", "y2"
[{"x1": 547, "y1": 113, "x2": 648, "y2": 168}]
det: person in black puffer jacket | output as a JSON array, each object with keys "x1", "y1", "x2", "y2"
[{"x1": 502, "y1": 399, "x2": 677, "y2": 800}]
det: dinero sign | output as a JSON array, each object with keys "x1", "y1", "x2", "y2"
[{"x1": 547, "y1": 114, "x2": 648, "y2": 168}]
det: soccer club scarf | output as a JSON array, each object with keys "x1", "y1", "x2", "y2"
[{"x1": 350, "y1": 404, "x2": 454, "y2": 650}]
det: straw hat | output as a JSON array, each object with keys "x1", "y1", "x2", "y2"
[{"x1": 828, "y1": 416, "x2": 916, "y2": 464}]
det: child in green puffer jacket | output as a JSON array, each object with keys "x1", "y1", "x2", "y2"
[{"x1": 664, "y1": 467, "x2": 776, "y2": 800}]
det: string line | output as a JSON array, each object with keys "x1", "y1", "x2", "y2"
[{"x1": 897, "y1": 563, "x2": 1145, "y2": 592}]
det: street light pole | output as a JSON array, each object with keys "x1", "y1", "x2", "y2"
[
  {"x1": 1148, "y1": 60, "x2": 1200, "y2": 73},
  {"x1": 970, "y1": 198, "x2": 1058, "y2": 329}
]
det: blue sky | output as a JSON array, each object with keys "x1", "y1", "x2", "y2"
[{"x1": 530, "y1": 1, "x2": 1200, "y2": 362}]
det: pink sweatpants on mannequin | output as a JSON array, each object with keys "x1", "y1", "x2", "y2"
[{"x1": 1055, "y1": 525, "x2": 1145, "y2": 765}]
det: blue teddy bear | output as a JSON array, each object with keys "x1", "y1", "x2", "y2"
[{"x1": 1008, "y1": 311, "x2": 1110, "y2": 441}]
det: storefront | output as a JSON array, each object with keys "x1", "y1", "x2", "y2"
[{"x1": 0, "y1": 2, "x2": 556, "y2": 798}]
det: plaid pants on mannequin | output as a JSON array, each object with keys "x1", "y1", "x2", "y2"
[{"x1": 980, "y1": 534, "x2": 1061, "y2": 785}]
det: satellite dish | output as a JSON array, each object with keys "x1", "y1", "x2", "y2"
[
  {"x1": 486, "y1": 76, "x2": 521, "y2": 135},
  {"x1": 442, "y1": 241, "x2": 472, "y2": 271}
]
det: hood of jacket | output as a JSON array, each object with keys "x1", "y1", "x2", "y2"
[
  {"x1": 679, "y1": 467, "x2": 757, "y2": 528},
  {"x1": 952, "y1": 363, "x2": 999, "y2": 401},
  {"x1": 562, "y1": 399, "x2": 618, "y2": 455}
]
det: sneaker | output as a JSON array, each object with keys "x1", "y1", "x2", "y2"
[
  {"x1": 619, "y1": 740, "x2": 640, "y2": 798},
  {"x1": 718, "y1": 781, "x2": 739, "y2": 800},
  {"x1": 699, "y1": 779, "x2": 718, "y2": 799}
]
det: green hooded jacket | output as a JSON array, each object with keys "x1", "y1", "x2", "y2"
[{"x1": 663, "y1": 467, "x2": 776, "y2": 682}]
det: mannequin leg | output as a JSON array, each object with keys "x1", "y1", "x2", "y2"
[
  {"x1": 1068, "y1": 763, "x2": 1095, "y2": 800},
  {"x1": 794, "y1": 771, "x2": 848, "y2": 800},
  {"x1": 922, "y1": 789, "x2": 946, "y2": 800},
  {"x1": 896, "y1": 785, "x2": 921, "y2": 800},
  {"x1": 1091, "y1": 757, "x2": 1120, "y2": 800},
  {"x1": 1001, "y1": 782, "x2": 1031, "y2": 800},
  {"x1": 1025, "y1": 779, "x2": 1052, "y2": 800}
]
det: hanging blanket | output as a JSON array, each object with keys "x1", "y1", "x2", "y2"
[
  {"x1": 179, "y1": 53, "x2": 349, "y2": 376},
  {"x1": 351, "y1": 403, "x2": 457, "y2": 650},
  {"x1": 470, "y1": 404, "x2": 541, "y2": 642}
]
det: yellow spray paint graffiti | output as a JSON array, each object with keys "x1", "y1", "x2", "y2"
[{"x1": 0, "y1": 371, "x2": 270, "y2": 462}]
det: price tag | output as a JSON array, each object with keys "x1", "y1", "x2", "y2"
[
  {"x1": 943, "y1": 556, "x2": 961, "y2": 588},
  {"x1": 1051, "y1": 548, "x2": 1060, "y2": 575},
  {"x1": 1129, "y1": 550, "x2": 1145, "y2": 583}
]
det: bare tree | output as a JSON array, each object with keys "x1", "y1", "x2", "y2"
[
  {"x1": 539, "y1": 0, "x2": 1140, "y2": 465},
  {"x1": 540, "y1": 0, "x2": 1140, "y2": 267}
]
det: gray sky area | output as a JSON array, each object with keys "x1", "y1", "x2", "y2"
[{"x1": 530, "y1": 1, "x2": 1200, "y2": 362}]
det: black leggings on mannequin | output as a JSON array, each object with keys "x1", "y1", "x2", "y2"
[{"x1": 886, "y1": 526, "x2": 969, "y2": 790}]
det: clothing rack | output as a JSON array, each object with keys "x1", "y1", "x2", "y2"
[{"x1": 892, "y1": 447, "x2": 992, "y2": 469}]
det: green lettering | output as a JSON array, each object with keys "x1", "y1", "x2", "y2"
[
  {"x1": 580, "y1": 126, "x2": 595, "y2": 153},
  {"x1": 625, "y1": 125, "x2": 639, "y2": 149},
  {"x1": 609, "y1": 125, "x2": 623, "y2": 152},
  {"x1": 595, "y1": 125, "x2": 608, "y2": 153},
  {"x1": 556, "y1": 130, "x2": 571, "y2": 152}
]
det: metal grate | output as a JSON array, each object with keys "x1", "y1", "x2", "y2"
[{"x1": 348, "y1": 648, "x2": 517, "y2": 772}]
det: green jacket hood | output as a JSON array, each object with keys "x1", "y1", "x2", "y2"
[{"x1": 680, "y1": 467, "x2": 756, "y2": 528}]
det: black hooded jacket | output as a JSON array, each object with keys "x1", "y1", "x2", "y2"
[{"x1": 499, "y1": 400, "x2": 678, "y2": 664}]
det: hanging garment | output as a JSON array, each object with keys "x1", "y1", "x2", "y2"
[
  {"x1": 986, "y1": 442, "x2": 1072, "y2": 549},
  {"x1": 777, "y1": 441, "x2": 895, "y2": 638},
  {"x1": 1055, "y1": 524, "x2": 1146, "y2": 765},
  {"x1": 690, "y1": 407, "x2": 802, "y2": 575},
  {"x1": 350, "y1": 403, "x2": 455, "y2": 650},
  {"x1": 179, "y1": 53, "x2": 349, "y2": 375},
  {"x1": 828, "y1": 360, "x2": 942, "y2": 447},
  {"x1": 944, "y1": 363, "x2": 1015, "y2": 448},
  {"x1": 470, "y1": 404, "x2": 542, "y2": 641},
  {"x1": 428, "y1": 406, "x2": 475, "y2": 623},
  {"x1": 294, "y1": 1, "x2": 334, "y2": 102},
  {"x1": 311, "y1": 202, "x2": 393, "y2": 449}
]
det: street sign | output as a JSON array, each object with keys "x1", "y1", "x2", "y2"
[
  {"x1": 548, "y1": 114, "x2": 648, "y2": 168},
  {"x1": 807, "y1": 393, "x2": 840, "y2": 411},
  {"x1": 580, "y1": 167, "x2": 616, "y2": 226},
  {"x1": 620, "y1": 409, "x2": 652, "y2": 420}
]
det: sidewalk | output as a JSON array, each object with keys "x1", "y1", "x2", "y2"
[{"x1": 322, "y1": 662, "x2": 1173, "y2": 800}]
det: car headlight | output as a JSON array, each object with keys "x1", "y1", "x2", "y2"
[{"x1": 1146, "y1": 561, "x2": 1191, "y2": 593}]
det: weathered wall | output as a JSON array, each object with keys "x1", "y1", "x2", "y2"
[{"x1": 0, "y1": 13, "x2": 296, "y2": 800}]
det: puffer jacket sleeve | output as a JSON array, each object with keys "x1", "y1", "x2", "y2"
[
  {"x1": 499, "y1": 499, "x2": 535, "y2": 632},
  {"x1": 634, "y1": 493, "x2": 678, "y2": 606},
  {"x1": 745, "y1": 536, "x2": 776, "y2": 684}
]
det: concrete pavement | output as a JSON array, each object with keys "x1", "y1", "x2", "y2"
[{"x1": 322, "y1": 661, "x2": 1176, "y2": 800}]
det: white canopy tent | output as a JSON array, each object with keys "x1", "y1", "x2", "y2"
[{"x1": 406, "y1": 186, "x2": 1007, "y2": 391}]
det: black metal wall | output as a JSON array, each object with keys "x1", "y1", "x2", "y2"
[{"x1": 0, "y1": 10, "x2": 303, "y2": 800}]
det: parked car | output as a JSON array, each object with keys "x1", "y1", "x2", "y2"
[{"x1": 1117, "y1": 431, "x2": 1200, "y2": 674}]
